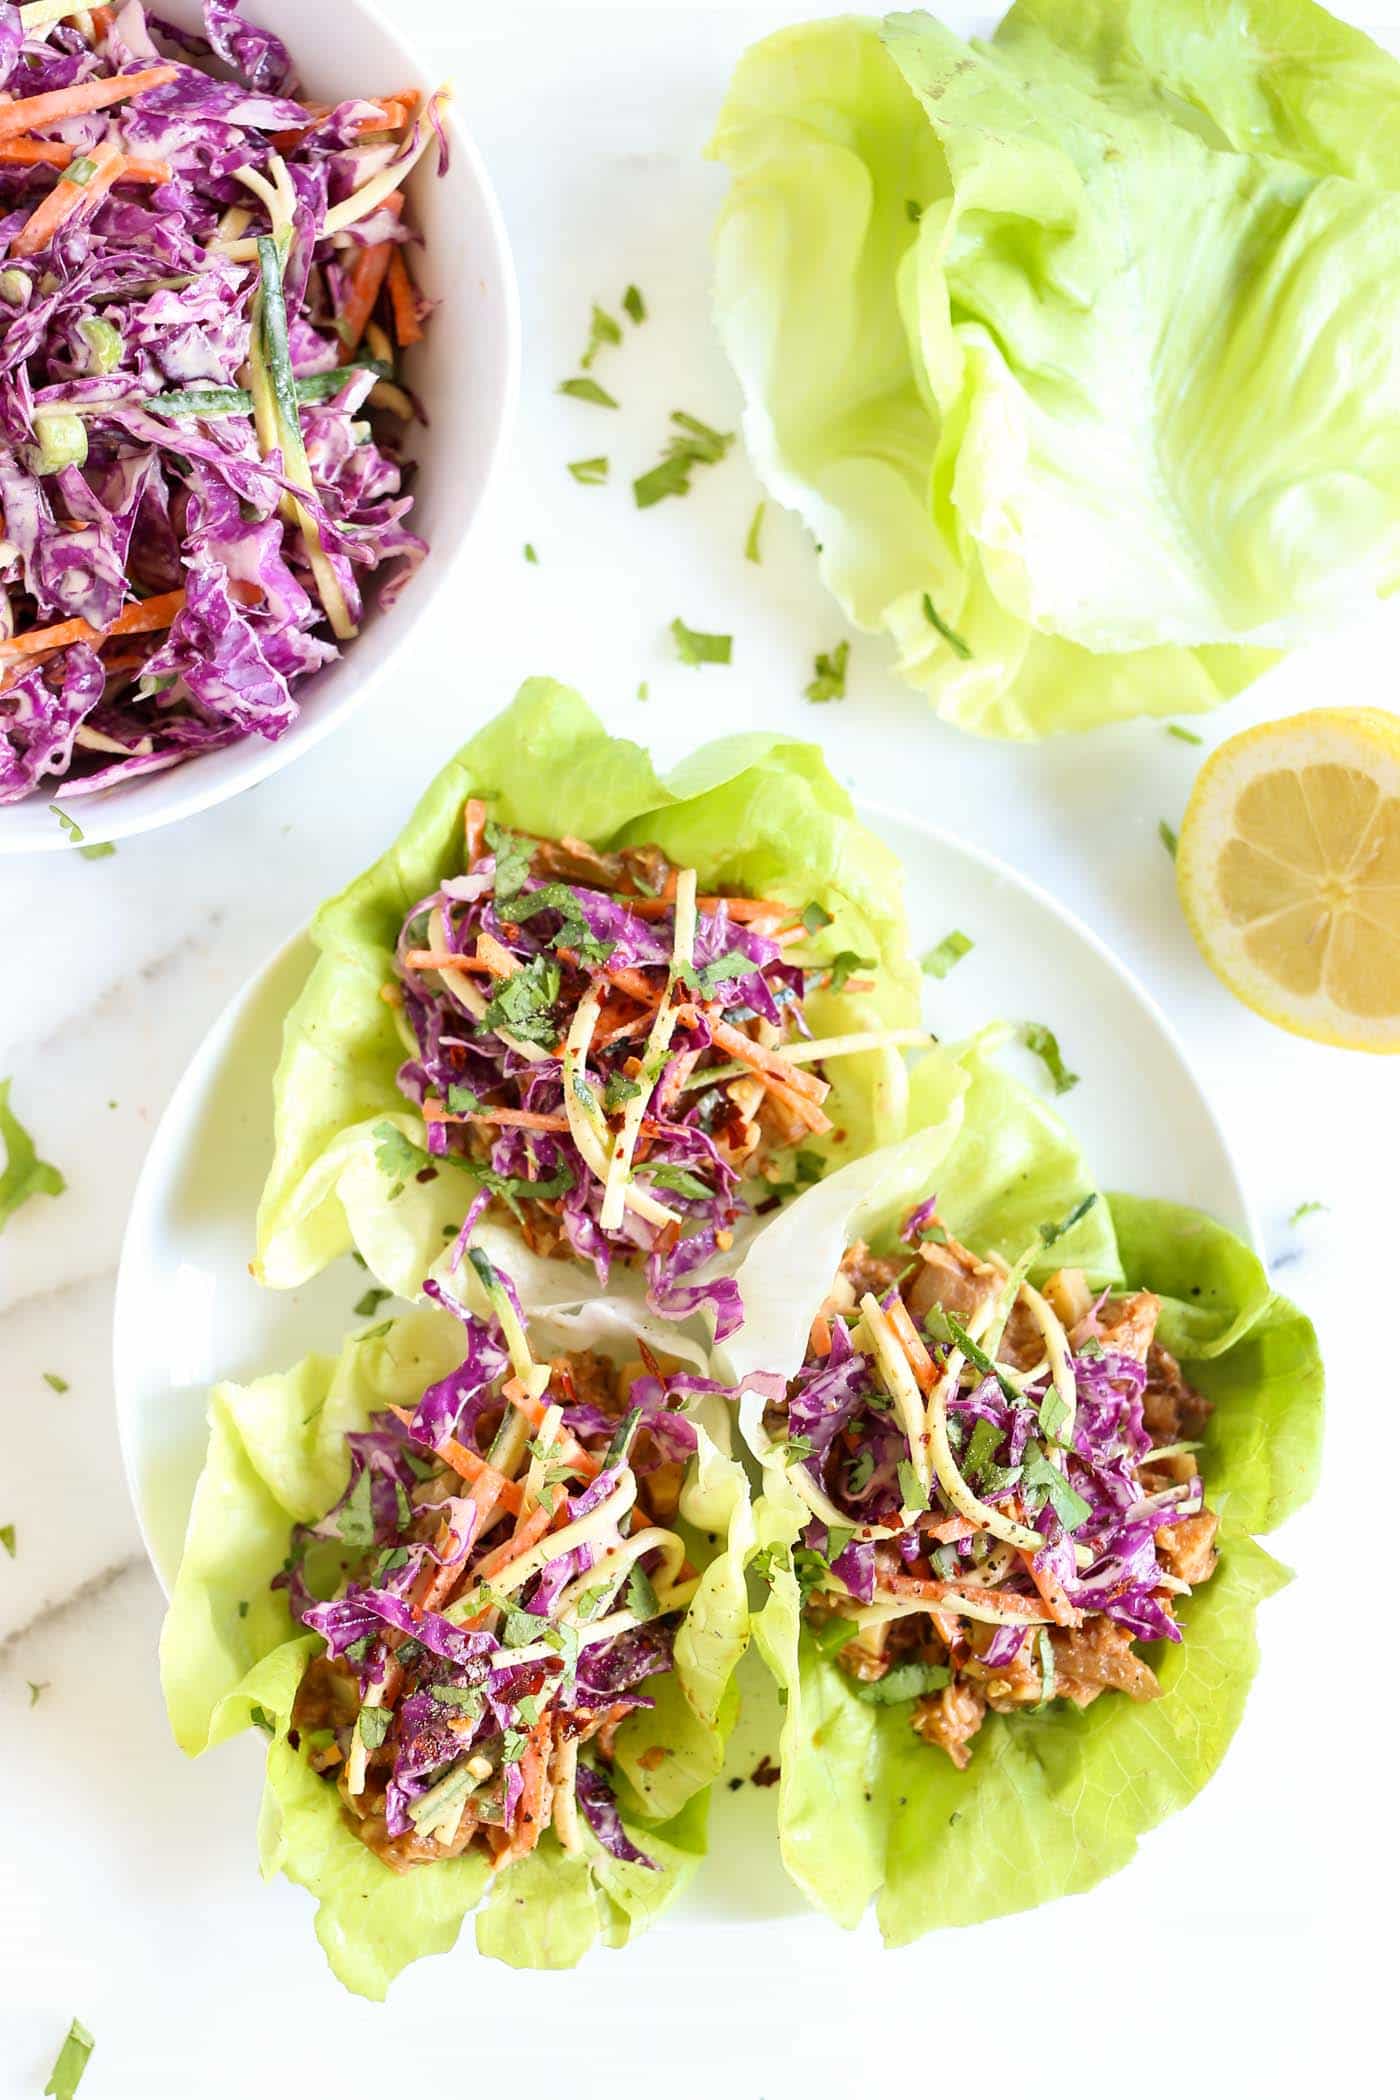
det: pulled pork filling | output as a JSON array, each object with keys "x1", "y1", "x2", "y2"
[
  {"x1": 276, "y1": 1271, "x2": 721, "y2": 1873},
  {"x1": 763, "y1": 1203, "x2": 1217, "y2": 1769},
  {"x1": 386, "y1": 806, "x2": 916, "y2": 1338}
]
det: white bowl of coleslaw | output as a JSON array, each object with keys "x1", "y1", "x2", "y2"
[{"x1": 0, "y1": 0, "x2": 518, "y2": 853}]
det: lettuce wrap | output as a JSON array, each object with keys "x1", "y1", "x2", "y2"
[
  {"x1": 160, "y1": 1285, "x2": 753, "y2": 1996},
  {"x1": 253, "y1": 679, "x2": 923, "y2": 1320},
  {"x1": 710, "y1": 0, "x2": 1400, "y2": 736},
  {"x1": 720, "y1": 1034, "x2": 1323, "y2": 1937}
]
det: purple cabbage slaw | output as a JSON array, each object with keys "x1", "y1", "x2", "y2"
[
  {"x1": 769, "y1": 1203, "x2": 1212, "y2": 1675},
  {"x1": 276, "y1": 1271, "x2": 713, "y2": 1871},
  {"x1": 392, "y1": 820, "x2": 826, "y2": 1338},
  {"x1": 0, "y1": 0, "x2": 441, "y2": 805}
]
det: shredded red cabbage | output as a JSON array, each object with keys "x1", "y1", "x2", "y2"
[{"x1": 0, "y1": 1, "x2": 437, "y2": 803}]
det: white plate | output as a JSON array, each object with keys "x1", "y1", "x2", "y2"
[
  {"x1": 1, "y1": 0, "x2": 519, "y2": 853},
  {"x1": 113, "y1": 805, "x2": 1255, "y2": 1923}
]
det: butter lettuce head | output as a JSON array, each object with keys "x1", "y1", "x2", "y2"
[
  {"x1": 710, "y1": 0, "x2": 1400, "y2": 736},
  {"x1": 720, "y1": 1033, "x2": 1323, "y2": 1938},
  {"x1": 159, "y1": 1297, "x2": 752, "y2": 1996},
  {"x1": 254, "y1": 676, "x2": 921, "y2": 1297}
]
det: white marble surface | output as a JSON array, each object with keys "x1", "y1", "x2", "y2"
[{"x1": 1, "y1": 3, "x2": 1393, "y2": 2094}]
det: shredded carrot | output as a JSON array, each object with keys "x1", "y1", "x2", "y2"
[
  {"x1": 809, "y1": 1313, "x2": 833, "y2": 1359},
  {"x1": 386, "y1": 247, "x2": 423, "y2": 346},
  {"x1": 624, "y1": 893, "x2": 787, "y2": 923},
  {"x1": 386, "y1": 1405, "x2": 522, "y2": 1513},
  {"x1": 338, "y1": 193, "x2": 402, "y2": 350},
  {"x1": 10, "y1": 137, "x2": 124, "y2": 258},
  {"x1": 1018, "y1": 1549, "x2": 1082, "y2": 1629},
  {"x1": 422, "y1": 1101, "x2": 571, "y2": 1135},
  {"x1": 707, "y1": 1015, "x2": 829, "y2": 1105},
  {"x1": 474, "y1": 929, "x2": 520, "y2": 980},
  {"x1": 0, "y1": 63, "x2": 178, "y2": 145},
  {"x1": 0, "y1": 141, "x2": 73, "y2": 168},
  {"x1": 883, "y1": 1570, "x2": 1053, "y2": 1622},
  {"x1": 464, "y1": 797, "x2": 487, "y2": 867},
  {"x1": 403, "y1": 948, "x2": 493, "y2": 974},
  {"x1": 883, "y1": 1295, "x2": 937, "y2": 1395},
  {"x1": 501, "y1": 1377, "x2": 601, "y2": 1479},
  {"x1": 88, "y1": 7, "x2": 116, "y2": 36},
  {"x1": 0, "y1": 581, "x2": 257, "y2": 663},
  {"x1": 925, "y1": 1515, "x2": 980, "y2": 1546},
  {"x1": 492, "y1": 1717, "x2": 552, "y2": 1866}
]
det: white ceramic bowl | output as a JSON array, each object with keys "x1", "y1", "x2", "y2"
[{"x1": 0, "y1": 0, "x2": 518, "y2": 854}]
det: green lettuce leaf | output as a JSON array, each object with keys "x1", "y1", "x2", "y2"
[
  {"x1": 254, "y1": 678, "x2": 921, "y2": 1297},
  {"x1": 159, "y1": 1296, "x2": 750, "y2": 1994},
  {"x1": 727, "y1": 1034, "x2": 1323, "y2": 1937},
  {"x1": 711, "y1": 1, "x2": 1400, "y2": 735}
]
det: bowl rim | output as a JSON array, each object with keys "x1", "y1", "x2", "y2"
[{"x1": 0, "y1": 1, "x2": 521, "y2": 856}]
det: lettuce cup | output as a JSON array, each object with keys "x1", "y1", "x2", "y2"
[
  {"x1": 720, "y1": 1034, "x2": 1323, "y2": 1940},
  {"x1": 160, "y1": 1258, "x2": 751, "y2": 1995},
  {"x1": 253, "y1": 679, "x2": 925, "y2": 1327}
]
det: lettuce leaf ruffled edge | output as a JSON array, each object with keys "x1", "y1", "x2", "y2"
[
  {"x1": 722, "y1": 1035, "x2": 1323, "y2": 1937},
  {"x1": 158, "y1": 1296, "x2": 752, "y2": 1995},
  {"x1": 252, "y1": 676, "x2": 922, "y2": 1302}
]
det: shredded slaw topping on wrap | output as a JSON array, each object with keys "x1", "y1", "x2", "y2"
[
  {"x1": 750, "y1": 1196, "x2": 1219, "y2": 1767},
  {"x1": 0, "y1": 0, "x2": 441, "y2": 803},
  {"x1": 277, "y1": 1255, "x2": 728, "y2": 1875},
  {"x1": 390, "y1": 802, "x2": 922, "y2": 1334}
]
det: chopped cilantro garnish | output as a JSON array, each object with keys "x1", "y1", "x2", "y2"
[
  {"x1": 42, "y1": 1371, "x2": 69, "y2": 1393},
  {"x1": 826, "y1": 950, "x2": 875, "y2": 993},
  {"x1": 335, "y1": 1467, "x2": 377, "y2": 1553},
  {"x1": 431, "y1": 1683, "x2": 484, "y2": 1716},
  {"x1": 1166, "y1": 723, "x2": 1203, "y2": 744},
  {"x1": 1037, "y1": 1386, "x2": 1071, "y2": 1442},
  {"x1": 603, "y1": 1072, "x2": 643, "y2": 1111},
  {"x1": 1290, "y1": 1199, "x2": 1328, "y2": 1225},
  {"x1": 639, "y1": 1161, "x2": 713, "y2": 1202},
  {"x1": 357, "y1": 1706, "x2": 391, "y2": 1752},
  {"x1": 43, "y1": 2017, "x2": 94, "y2": 2100},
  {"x1": 962, "y1": 1417, "x2": 1004, "y2": 1482},
  {"x1": 480, "y1": 953, "x2": 561, "y2": 1046},
  {"x1": 500, "y1": 1727, "x2": 528, "y2": 1764},
  {"x1": 745, "y1": 501, "x2": 765, "y2": 562},
  {"x1": 0, "y1": 1077, "x2": 66, "y2": 1231},
  {"x1": 941, "y1": 1312, "x2": 1020, "y2": 1406},
  {"x1": 354, "y1": 1287, "x2": 391, "y2": 1319},
  {"x1": 568, "y1": 455, "x2": 609, "y2": 484},
  {"x1": 805, "y1": 640, "x2": 850, "y2": 702},
  {"x1": 671, "y1": 616, "x2": 732, "y2": 667},
  {"x1": 580, "y1": 302, "x2": 622, "y2": 369},
  {"x1": 446, "y1": 1081, "x2": 486, "y2": 1116},
  {"x1": 636, "y1": 680, "x2": 649, "y2": 700},
  {"x1": 852, "y1": 1660, "x2": 951, "y2": 1705},
  {"x1": 574, "y1": 1581, "x2": 616, "y2": 1623},
  {"x1": 922, "y1": 930, "x2": 973, "y2": 980},
  {"x1": 622, "y1": 283, "x2": 646, "y2": 325},
  {"x1": 558, "y1": 375, "x2": 618, "y2": 408},
  {"x1": 905, "y1": 198, "x2": 924, "y2": 223},
  {"x1": 28, "y1": 1678, "x2": 48, "y2": 1705},
  {"x1": 896, "y1": 1458, "x2": 929, "y2": 1512},
  {"x1": 523, "y1": 542, "x2": 538, "y2": 563},
  {"x1": 475, "y1": 1158, "x2": 575, "y2": 1221},
  {"x1": 1019, "y1": 1022, "x2": 1079, "y2": 1096},
  {"x1": 484, "y1": 819, "x2": 532, "y2": 903},
  {"x1": 921, "y1": 592, "x2": 972, "y2": 659},
  {"x1": 1021, "y1": 1452, "x2": 1091, "y2": 1531},
  {"x1": 781, "y1": 1434, "x2": 816, "y2": 1466},
  {"x1": 371, "y1": 1120, "x2": 429, "y2": 1199},
  {"x1": 801, "y1": 900, "x2": 833, "y2": 936},
  {"x1": 634, "y1": 411, "x2": 733, "y2": 507},
  {"x1": 846, "y1": 1450, "x2": 875, "y2": 1496},
  {"x1": 626, "y1": 1562, "x2": 660, "y2": 1622},
  {"x1": 1159, "y1": 818, "x2": 1179, "y2": 858},
  {"x1": 0, "y1": 1523, "x2": 14, "y2": 1557}
]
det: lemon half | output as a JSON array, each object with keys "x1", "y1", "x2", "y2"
[{"x1": 1176, "y1": 708, "x2": 1400, "y2": 1053}]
